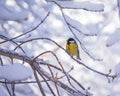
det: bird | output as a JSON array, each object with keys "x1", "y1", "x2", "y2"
[{"x1": 66, "y1": 38, "x2": 81, "y2": 60}]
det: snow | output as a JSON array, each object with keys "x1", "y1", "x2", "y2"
[
  {"x1": 0, "y1": 64, "x2": 33, "y2": 81},
  {"x1": 0, "y1": 0, "x2": 120, "y2": 96},
  {"x1": 47, "y1": 0, "x2": 104, "y2": 12},
  {"x1": 106, "y1": 28, "x2": 120, "y2": 47},
  {"x1": 0, "y1": 87, "x2": 7, "y2": 96},
  {"x1": 115, "y1": 63, "x2": 120, "y2": 77},
  {"x1": 0, "y1": 2, "x2": 28, "y2": 21},
  {"x1": 118, "y1": 0, "x2": 120, "y2": 19},
  {"x1": 41, "y1": 2, "x2": 54, "y2": 12},
  {"x1": 65, "y1": 14, "x2": 99, "y2": 35}
]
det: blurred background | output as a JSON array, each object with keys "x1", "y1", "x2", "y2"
[{"x1": 0, "y1": 0, "x2": 120, "y2": 96}]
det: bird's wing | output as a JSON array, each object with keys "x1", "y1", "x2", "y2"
[
  {"x1": 66, "y1": 44, "x2": 69, "y2": 53},
  {"x1": 76, "y1": 43, "x2": 81, "y2": 60}
]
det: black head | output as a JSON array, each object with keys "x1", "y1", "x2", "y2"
[{"x1": 67, "y1": 38, "x2": 76, "y2": 44}]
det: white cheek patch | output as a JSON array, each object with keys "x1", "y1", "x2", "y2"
[{"x1": 69, "y1": 41, "x2": 75, "y2": 43}]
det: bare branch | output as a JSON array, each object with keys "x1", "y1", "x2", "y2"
[
  {"x1": 5, "y1": 80, "x2": 13, "y2": 96},
  {"x1": 0, "y1": 34, "x2": 26, "y2": 54},
  {"x1": 14, "y1": 37, "x2": 115, "y2": 78},
  {"x1": 0, "y1": 48, "x2": 84, "y2": 96},
  {"x1": 48, "y1": 65, "x2": 60, "y2": 96},
  {"x1": 34, "y1": 51, "x2": 83, "y2": 95},
  {"x1": 33, "y1": 68, "x2": 46, "y2": 96},
  {"x1": 34, "y1": 66, "x2": 57, "y2": 96}
]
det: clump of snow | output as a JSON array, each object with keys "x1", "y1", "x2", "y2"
[
  {"x1": 51, "y1": 1, "x2": 104, "y2": 12},
  {"x1": 0, "y1": 3, "x2": 28, "y2": 22},
  {"x1": 0, "y1": 86, "x2": 7, "y2": 96},
  {"x1": 72, "y1": 93, "x2": 83, "y2": 96},
  {"x1": 0, "y1": 64, "x2": 33, "y2": 81},
  {"x1": 106, "y1": 28, "x2": 120, "y2": 47},
  {"x1": 115, "y1": 63, "x2": 120, "y2": 77},
  {"x1": 41, "y1": 2, "x2": 54, "y2": 12},
  {"x1": 85, "y1": 89, "x2": 93, "y2": 96},
  {"x1": 65, "y1": 15, "x2": 99, "y2": 35}
]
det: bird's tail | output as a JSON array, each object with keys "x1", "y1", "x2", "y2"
[{"x1": 77, "y1": 54, "x2": 81, "y2": 60}]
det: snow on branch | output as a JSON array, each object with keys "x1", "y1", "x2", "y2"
[
  {"x1": 0, "y1": 48, "x2": 85, "y2": 96},
  {"x1": 0, "y1": 33, "x2": 26, "y2": 53},
  {"x1": 64, "y1": 14, "x2": 99, "y2": 36},
  {"x1": 0, "y1": 12, "x2": 50, "y2": 44},
  {"x1": 60, "y1": 9, "x2": 102, "y2": 61},
  {"x1": 0, "y1": 36, "x2": 116, "y2": 95},
  {"x1": 118, "y1": 0, "x2": 120, "y2": 19},
  {"x1": 0, "y1": 3, "x2": 28, "y2": 22},
  {"x1": 46, "y1": 0, "x2": 104, "y2": 12},
  {"x1": 0, "y1": 0, "x2": 119, "y2": 96},
  {"x1": 14, "y1": 37, "x2": 116, "y2": 80},
  {"x1": 106, "y1": 28, "x2": 120, "y2": 47},
  {"x1": 115, "y1": 63, "x2": 120, "y2": 78},
  {"x1": 0, "y1": 64, "x2": 32, "y2": 81},
  {"x1": 15, "y1": 0, "x2": 35, "y2": 8}
]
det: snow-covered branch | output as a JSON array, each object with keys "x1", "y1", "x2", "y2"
[
  {"x1": 0, "y1": 0, "x2": 119, "y2": 96},
  {"x1": 106, "y1": 28, "x2": 120, "y2": 47},
  {"x1": 0, "y1": 48, "x2": 85, "y2": 96},
  {"x1": 46, "y1": 0, "x2": 104, "y2": 12},
  {"x1": 0, "y1": 3, "x2": 28, "y2": 23},
  {"x1": 14, "y1": 37, "x2": 116, "y2": 79}
]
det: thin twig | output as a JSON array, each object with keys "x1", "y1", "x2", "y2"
[
  {"x1": 39, "y1": 61, "x2": 85, "y2": 90},
  {"x1": 68, "y1": 22, "x2": 97, "y2": 36},
  {"x1": 0, "y1": 12, "x2": 50, "y2": 44},
  {"x1": 5, "y1": 80, "x2": 12, "y2": 96},
  {"x1": 0, "y1": 35, "x2": 26, "y2": 54},
  {"x1": 34, "y1": 51, "x2": 80, "y2": 95},
  {"x1": 60, "y1": 8, "x2": 102, "y2": 61},
  {"x1": 0, "y1": 57, "x2": 14, "y2": 96},
  {"x1": 32, "y1": 65, "x2": 46, "y2": 96},
  {"x1": 14, "y1": 38, "x2": 115, "y2": 78},
  {"x1": 14, "y1": 38, "x2": 65, "y2": 52},
  {"x1": 33, "y1": 50, "x2": 83, "y2": 93},
  {"x1": 0, "y1": 56, "x2": 3, "y2": 66},
  {"x1": 47, "y1": 65, "x2": 60, "y2": 96},
  {"x1": 11, "y1": 84, "x2": 16, "y2": 96},
  {"x1": 0, "y1": 48, "x2": 84, "y2": 95},
  {"x1": 38, "y1": 69, "x2": 56, "y2": 96},
  {"x1": 33, "y1": 51, "x2": 65, "y2": 71}
]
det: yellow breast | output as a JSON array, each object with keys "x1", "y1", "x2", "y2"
[{"x1": 66, "y1": 43, "x2": 78, "y2": 56}]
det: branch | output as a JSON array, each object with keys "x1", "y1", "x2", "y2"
[
  {"x1": 60, "y1": 8, "x2": 102, "y2": 61},
  {"x1": 32, "y1": 67, "x2": 46, "y2": 96},
  {"x1": 46, "y1": 0, "x2": 104, "y2": 12},
  {"x1": 0, "y1": 80, "x2": 50, "y2": 84},
  {"x1": 47, "y1": 65, "x2": 60, "y2": 96},
  {"x1": 35, "y1": 51, "x2": 84, "y2": 94},
  {"x1": 0, "y1": 34, "x2": 26, "y2": 54},
  {"x1": 39, "y1": 61, "x2": 85, "y2": 90},
  {"x1": 14, "y1": 37, "x2": 116, "y2": 79},
  {"x1": 0, "y1": 12, "x2": 50, "y2": 44},
  {"x1": 0, "y1": 48, "x2": 84, "y2": 96}
]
